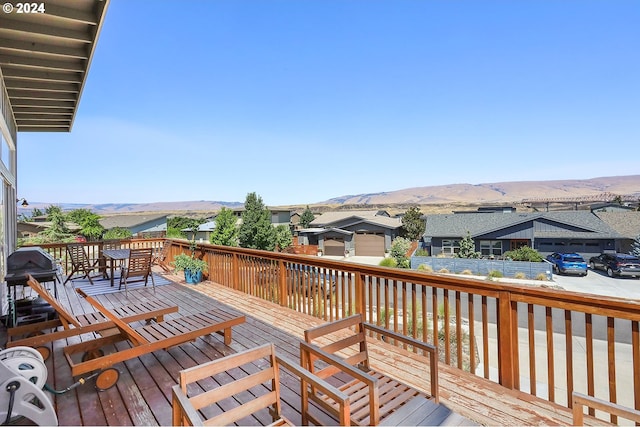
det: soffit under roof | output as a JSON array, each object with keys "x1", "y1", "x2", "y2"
[{"x1": 0, "y1": 0, "x2": 109, "y2": 132}]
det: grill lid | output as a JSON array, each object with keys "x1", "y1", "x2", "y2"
[{"x1": 7, "y1": 247, "x2": 56, "y2": 272}]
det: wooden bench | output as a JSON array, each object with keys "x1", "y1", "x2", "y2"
[
  {"x1": 172, "y1": 343, "x2": 349, "y2": 426},
  {"x1": 301, "y1": 314, "x2": 439, "y2": 426}
]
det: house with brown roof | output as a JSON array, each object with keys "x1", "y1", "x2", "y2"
[{"x1": 298, "y1": 210, "x2": 401, "y2": 256}]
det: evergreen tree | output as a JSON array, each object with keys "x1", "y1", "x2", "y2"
[
  {"x1": 631, "y1": 234, "x2": 640, "y2": 257},
  {"x1": 456, "y1": 232, "x2": 481, "y2": 258},
  {"x1": 210, "y1": 207, "x2": 239, "y2": 247},
  {"x1": 401, "y1": 206, "x2": 425, "y2": 241},
  {"x1": 299, "y1": 206, "x2": 315, "y2": 229},
  {"x1": 238, "y1": 192, "x2": 276, "y2": 251}
]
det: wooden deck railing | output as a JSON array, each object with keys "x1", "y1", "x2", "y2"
[{"x1": 29, "y1": 239, "x2": 640, "y2": 424}]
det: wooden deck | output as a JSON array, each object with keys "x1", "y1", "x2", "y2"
[{"x1": 1, "y1": 268, "x2": 606, "y2": 426}]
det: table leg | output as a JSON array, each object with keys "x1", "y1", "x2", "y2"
[{"x1": 110, "y1": 259, "x2": 115, "y2": 287}]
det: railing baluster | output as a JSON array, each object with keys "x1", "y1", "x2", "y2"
[
  {"x1": 608, "y1": 316, "x2": 618, "y2": 424},
  {"x1": 482, "y1": 295, "x2": 489, "y2": 379},
  {"x1": 444, "y1": 289, "x2": 450, "y2": 365},
  {"x1": 585, "y1": 313, "x2": 595, "y2": 416},
  {"x1": 528, "y1": 304, "x2": 536, "y2": 395},
  {"x1": 468, "y1": 293, "x2": 475, "y2": 374},
  {"x1": 546, "y1": 306, "x2": 555, "y2": 402},
  {"x1": 565, "y1": 310, "x2": 574, "y2": 407},
  {"x1": 456, "y1": 291, "x2": 462, "y2": 369},
  {"x1": 633, "y1": 321, "x2": 640, "y2": 425}
]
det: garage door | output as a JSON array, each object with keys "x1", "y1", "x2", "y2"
[
  {"x1": 324, "y1": 238, "x2": 345, "y2": 256},
  {"x1": 355, "y1": 233, "x2": 385, "y2": 256}
]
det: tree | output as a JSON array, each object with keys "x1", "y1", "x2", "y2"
[
  {"x1": 103, "y1": 227, "x2": 132, "y2": 240},
  {"x1": 238, "y1": 192, "x2": 276, "y2": 251},
  {"x1": 210, "y1": 207, "x2": 239, "y2": 247},
  {"x1": 274, "y1": 224, "x2": 293, "y2": 251},
  {"x1": 631, "y1": 234, "x2": 640, "y2": 257},
  {"x1": 299, "y1": 206, "x2": 315, "y2": 229},
  {"x1": 67, "y1": 208, "x2": 104, "y2": 241},
  {"x1": 401, "y1": 206, "x2": 425, "y2": 241},
  {"x1": 389, "y1": 236, "x2": 412, "y2": 268},
  {"x1": 40, "y1": 206, "x2": 73, "y2": 242},
  {"x1": 456, "y1": 232, "x2": 480, "y2": 259}
]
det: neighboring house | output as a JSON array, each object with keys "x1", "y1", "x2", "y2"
[
  {"x1": 231, "y1": 208, "x2": 292, "y2": 228},
  {"x1": 594, "y1": 211, "x2": 640, "y2": 254},
  {"x1": 99, "y1": 214, "x2": 168, "y2": 237},
  {"x1": 182, "y1": 220, "x2": 216, "y2": 242},
  {"x1": 17, "y1": 221, "x2": 82, "y2": 238},
  {"x1": 422, "y1": 210, "x2": 624, "y2": 260},
  {"x1": 590, "y1": 203, "x2": 636, "y2": 213},
  {"x1": 299, "y1": 210, "x2": 401, "y2": 256}
]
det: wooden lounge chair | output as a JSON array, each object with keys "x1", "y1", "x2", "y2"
[
  {"x1": 119, "y1": 247, "x2": 155, "y2": 295},
  {"x1": 152, "y1": 240, "x2": 171, "y2": 272},
  {"x1": 172, "y1": 343, "x2": 349, "y2": 426},
  {"x1": 63, "y1": 289, "x2": 246, "y2": 391},
  {"x1": 301, "y1": 314, "x2": 440, "y2": 426},
  {"x1": 6, "y1": 275, "x2": 179, "y2": 360},
  {"x1": 63, "y1": 243, "x2": 103, "y2": 285}
]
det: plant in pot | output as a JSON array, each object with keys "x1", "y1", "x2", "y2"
[{"x1": 172, "y1": 253, "x2": 208, "y2": 284}]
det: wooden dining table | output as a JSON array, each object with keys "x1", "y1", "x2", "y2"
[{"x1": 102, "y1": 249, "x2": 130, "y2": 287}]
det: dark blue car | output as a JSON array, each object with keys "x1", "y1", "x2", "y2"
[{"x1": 546, "y1": 253, "x2": 588, "y2": 276}]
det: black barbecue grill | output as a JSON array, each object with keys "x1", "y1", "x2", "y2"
[
  {"x1": 5, "y1": 247, "x2": 60, "y2": 327},
  {"x1": 6, "y1": 246, "x2": 59, "y2": 296}
]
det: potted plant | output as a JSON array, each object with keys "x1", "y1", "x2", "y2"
[{"x1": 172, "y1": 253, "x2": 208, "y2": 284}]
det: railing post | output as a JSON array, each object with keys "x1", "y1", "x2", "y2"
[
  {"x1": 278, "y1": 259, "x2": 287, "y2": 307},
  {"x1": 497, "y1": 290, "x2": 516, "y2": 389}
]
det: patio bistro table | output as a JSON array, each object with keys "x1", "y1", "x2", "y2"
[{"x1": 102, "y1": 249, "x2": 130, "y2": 287}]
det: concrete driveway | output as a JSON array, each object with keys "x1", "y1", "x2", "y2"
[{"x1": 552, "y1": 268, "x2": 640, "y2": 300}]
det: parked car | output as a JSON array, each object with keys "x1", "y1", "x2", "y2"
[
  {"x1": 546, "y1": 252, "x2": 588, "y2": 276},
  {"x1": 588, "y1": 253, "x2": 640, "y2": 278}
]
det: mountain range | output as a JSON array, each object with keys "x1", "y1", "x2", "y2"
[{"x1": 19, "y1": 175, "x2": 640, "y2": 215}]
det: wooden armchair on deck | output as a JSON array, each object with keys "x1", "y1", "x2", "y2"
[
  {"x1": 172, "y1": 343, "x2": 348, "y2": 426},
  {"x1": 301, "y1": 313, "x2": 439, "y2": 426},
  {"x1": 119, "y1": 248, "x2": 155, "y2": 295},
  {"x1": 63, "y1": 243, "x2": 103, "y2": 285}
]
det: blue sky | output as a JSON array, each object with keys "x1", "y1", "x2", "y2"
[{"x1": 17, "y1": 0, "x2": 640, "y2": 206}]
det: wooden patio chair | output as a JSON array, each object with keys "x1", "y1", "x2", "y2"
[
  {"x1": 119, "y1": 248, "x2": 154, "y2": 295},
  {"x1": 301, "y1": 314, "x2": 440, "y2": 426},
  {"x1": 172, "y1": 343, "x2": 349, "y2": 426},
  {"x1": 63, "y1": 243, "x2": 103, "y2": 285},
  {"x1": 152, "y1": 240, "x2": 171, "y2": 272},
  {"x1": 63, "y1": 289, "x2": 246, "y2": 391},
  {"x1": 6, "y1": 275, "x2": 179, "y2": 360}
]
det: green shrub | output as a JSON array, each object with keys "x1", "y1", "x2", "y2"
[
  {"x1": 438, "y1": 268, "x2": 450, "y2": 274},
  {"x1": 379, "y1": 257, "x2": 398, "y2": 268},
  {"x1": 487, "y1": 270, "x2": 503, "y2": 278},
  {"x1": 414, "y1": 248, "x2": 429, "y2": 257},
  {"x1": 514, "y1": 272, "x2": 527, "y2": 279},
  {"x1": 535, "y1": 273, "x2": 548, "y2": 281},
  {"x1": 417, "y1": 263, "x2": 433, "y2": 272},
  {"x1": 460, "y1": 269, "x2": 474, "y2": 275},
  {"x1": 502, "y1": 246, "x2": 543, "y2": 262}
]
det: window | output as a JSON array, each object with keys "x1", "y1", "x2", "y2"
[
  {"x1": 442, "y1": 239, "x2": 460, "y2": 255},
  {"x1": 480, "y1": 240, "x2": 502, "y2": 256}
]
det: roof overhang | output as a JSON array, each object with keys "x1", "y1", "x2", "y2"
[{"x1": 0, "y1": 0, "x2": 109, "y2": 132}]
